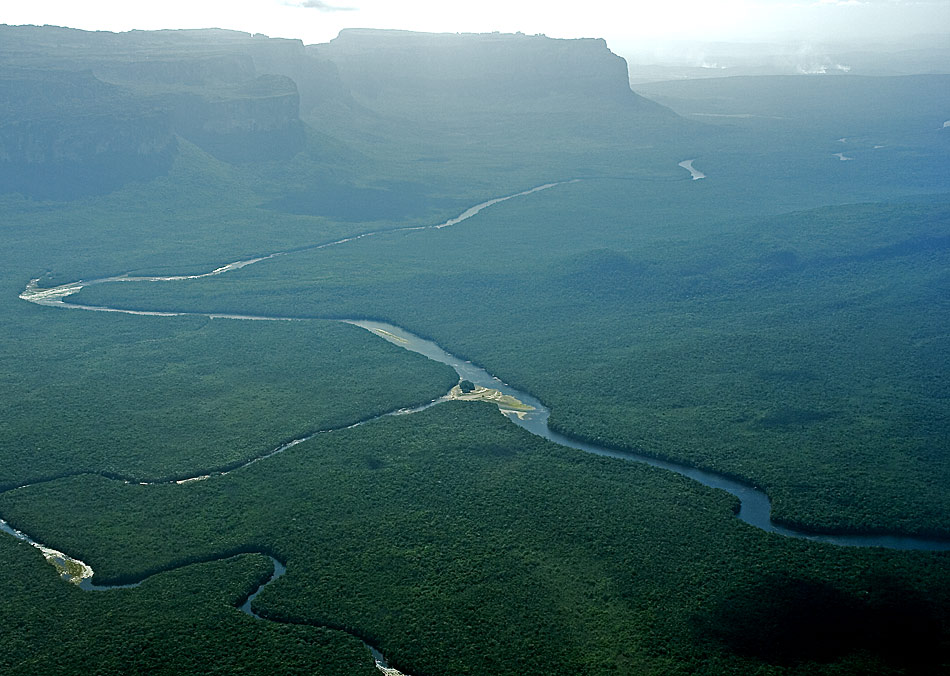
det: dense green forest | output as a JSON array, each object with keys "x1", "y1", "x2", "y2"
[
  {"x1": 0, "y1": 539, "x2": 378, "y2": 675},
  {"x1": 0, "y1": 306, "x2": 456, "y2": 485},
  {"x1": 2, "y1": 404, "x2": 948, "y2": 675},
  {"x1": 75, "y1": 182, "x2": 950, "y2": 536},
  {"x1": 2, "y1": 25, "x2": 949, "y2": 676}
]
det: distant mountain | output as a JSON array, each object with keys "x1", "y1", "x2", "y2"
[
  {"x1": 623, "y1": 36, "x2": 950, "y2": 83},
  {"x1": 0, "y1": 25, "x2": 679, "y2": 199},
  {"x1": 0, "y1": 66, "x2": 176, "y2": 199},
  {"x1": 636, "y1": 73, "x2": 950, "y2": 132},
  {"x1": 0, "y1": 27, "x2": 316, "y2": 196},
  {"x1": 311, "y1": 29, "x2": 670, "y2": 114}
]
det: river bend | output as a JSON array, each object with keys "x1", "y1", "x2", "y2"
[{"x1": 4, "y1": 179, "x2": 950, "y2": 673}]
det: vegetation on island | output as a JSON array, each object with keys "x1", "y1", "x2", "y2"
[{"x1": 449, "y1": 383, "x2": 535, "y2": 412}]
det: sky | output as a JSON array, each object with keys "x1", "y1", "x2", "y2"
[{"x1": 4, "y1": 0, "x2": 949, "y2": 54}]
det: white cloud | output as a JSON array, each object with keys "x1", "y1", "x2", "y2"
[{"x1": 293, "y1": 0, "x2": 356, "y2": 11}]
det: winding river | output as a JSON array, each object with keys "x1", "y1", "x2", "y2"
[
  {"x1": 4, "y1": 179, "x2": 950, "y2": 674},
  {"x1": 237, "y1": 557, "x2": 404, "y2": 675}
]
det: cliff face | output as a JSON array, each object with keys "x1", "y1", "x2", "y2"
[
  {"x1": 94, "y1": 54, "x2": 258, "y2": 87},
  {"x1": 167, "y1": 74, "x2": 306, "y2": 163},
  {"x1": 0, "y1": 25, "x2": 677, "y2": 198},
  {"x1": 0, "y1": 26, "x2": 315, "y2": 193},
  {"x1": 0, "y1": 68, "x2": 176, "y2": 199},
  {"x1": 309, "y1": 29, "x2": 667, "y2": 114}
]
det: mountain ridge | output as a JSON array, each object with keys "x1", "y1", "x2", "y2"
[{"x1": 0, "y1": 24, "x2": 678, "y2": 198}]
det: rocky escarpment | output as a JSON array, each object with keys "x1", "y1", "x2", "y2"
[
  {"x1": 0, "y1": 68, "x2": 176, "y2": 199},
  {"x1": 77, "y1": 28, "x2": 348, "y2": 117},
  {"x1": 0, "y1": 26, "x2": 321, "y2": 195},
  {"x1": 165, "y1": 74, "x2": 305, "y2": 163},
  {"x1": 0, "y1": 25, "x2": 680, "y2": 198},
  {"x1": 309, "y1": 29, "x2": 671, "y2": 115}
]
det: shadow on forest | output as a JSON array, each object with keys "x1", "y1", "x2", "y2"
[{"x1": 691, "y1": 574, "x2": 945, "y2": 669}]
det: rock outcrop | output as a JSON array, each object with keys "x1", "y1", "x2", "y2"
[
  {"x1": 0, "y1": 25, "x2": 678, "y2": 198},
  {"x1": 0, "y1": 67, "x2": 176, "y2": 199},
  {"x1": 0, "y1": 26, "x2": 317, "y2": 194}
]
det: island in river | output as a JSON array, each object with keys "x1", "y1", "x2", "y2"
[{"x1": 448, "y1": 383, "x2": 535, "y2": 416}]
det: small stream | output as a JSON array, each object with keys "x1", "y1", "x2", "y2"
[{"x1": 237, "y1": 557, "x2": 405, "y2": 675}]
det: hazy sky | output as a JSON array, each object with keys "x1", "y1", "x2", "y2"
[{"x1": 5, "y1": 0, "x2": 949, "y2": 52}]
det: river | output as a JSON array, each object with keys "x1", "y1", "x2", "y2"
[{"x1": 4, "y1": 178, "x2": 950, "y2": 675}]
